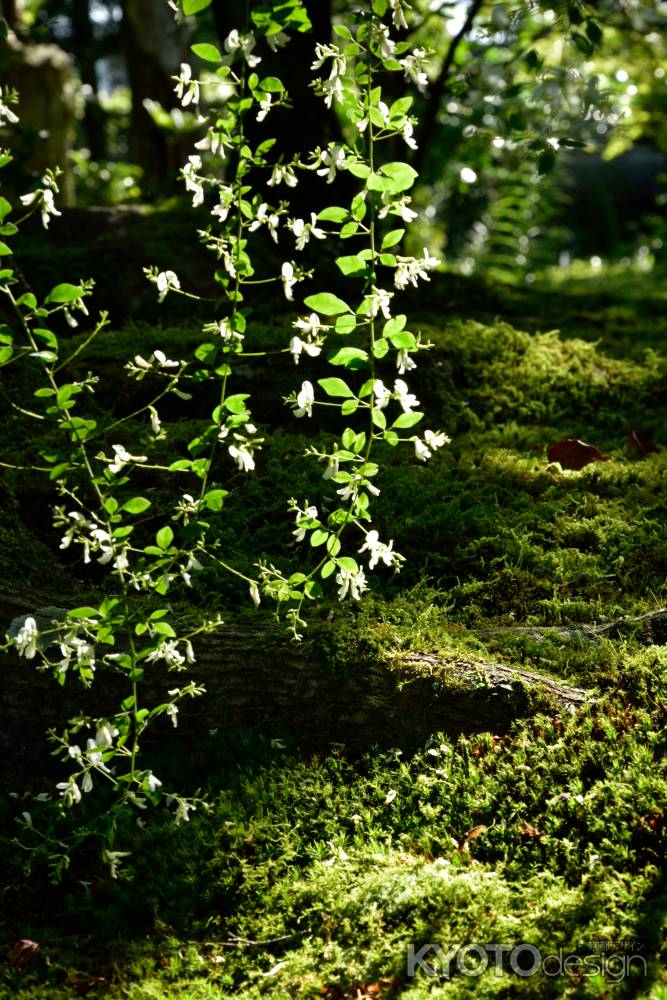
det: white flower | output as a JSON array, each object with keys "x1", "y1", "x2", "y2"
[
  {"x1": 257, "y1": 94, "x2": 272, "y2": 122},
  {"x1": 0, "y1": 86, "x2": 19, "y2": 125},
  {"x1": 57, "y1": 778, "x2": 82, "y2": 806},
  {"x1": 414, "y1": 437, "x2": 431, "y2": 461},
  {"x1": 370, "y1": 22, "x2": 396, "y2": 61},
  {"x1": 146, "y1": 640, "x2": 187, "y2": 670},
  {"x1": 293, "y1": 504, "x2": 318, "y2": 542},
  {"x1": 268, "y1": 163, "x2": 298, "y2": 188},
  {"x1": 182, "y1": 154, "x2": 204, "y2": 207},
  {"x1": 248, "y1": 202, "x2": 281, "y2": 243},
  {"x1": 249, "y1": 581, "x2": 261, "y2": 606},
  {"x1": 373, "y1": 379, "x2": 392, "y2": 409},
  {"x1": 367, "y1": 286, "x2": 393, "y2": 320},
  {"x1": 400, "y1": 48, "x2": 429, "y2": 93},
  {"x1": 424, "y1": 429, "x2": 450, "y2": 450},
  {"x1": 146, "y1": 772, "x2": 163, "y2": 793},
  {"x1": 359, "y1": 530, "x2": 402, "y2": 571},
  {"x1": 81, "y1": 772, "x2": 93, "y2": 794},
  {"x1": 394, "y1": 379, "x2": 419, "y2": 413},
  {"x1": 156, "y1": 270, "x2": 181, "y2": 303},
  {"x1": 335, "y1": 566, "x2": 367, "y2": 600},
  {"x1": 20, "y1": 178, "x2": 62, "y2": 229},
  {"x1": 290, "y1": 213, "x2": 326, "y2": 251},
  {"x1": 174, "y1": 63, "x2": 199, "y2": 107},
  {"x1": 403, "y1": 119, "x2": 418, "y2": 150},
  {"x1": 281, "y1": 261, "x2": 297, "y2": 301},
  {"x1": 149, "y1": 406, "x2": 161, "y2": 435},
  {"x1": 174, "y1": 798, "x2": 194, "y2": 823},
  {"x1": 323, "y1": 455, "x2": 339, "y2": 479},
  {"x1": 108, "y1": 444, "x2": 147, "y2": 475},
  {"x1": 229, "y1": 441, "x2": 256, "y2": 472},
  {"x1": 166, "y1": 703, "x2": 179, "y2": 728},
  {"x1": 14, "y1": 616, "x2": 39, "y2": 659},
  {"x1": 397, "y1": 349, "x2": 417, "y2": 375},
  {"x1": 379, "y1": 196, "x2": 418, "y2": 224},
  {"x1": 224, "y1": 29, "x2": 261, "y2": 68},
  {"x1": 394, "y1": 247, "x2": 439, "y2": 291},
  {"x1": 294, "y1": 381, "x2": 315, "y2": 418},
  {"x1": 152, "y1": 349, "x2": 180, "y2": 368},
  {"x1": 316, "y1": 144, "x2": 347, "y2": 183},
  {"x1": 289, "y1": 336, "x2": 322, "y2": 365},
  {"x1": 390, "y1": 0, "x2": 409, "y2": 30}
]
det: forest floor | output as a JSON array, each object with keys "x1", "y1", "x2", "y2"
[{"x1": 0, "y1": 244, "x2": 666, "y2": 998}]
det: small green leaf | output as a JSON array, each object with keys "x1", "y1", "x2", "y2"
[
  {"x1": 304, "y1": 292, "x2": 350, "y2": 316},
  {"x1": 224, "y1": 393, "x2": 250, "y2": 414},
  {"x1": 318, "y1": 377, "x2": 354, "y2": 398},
  {"x1": 382, "y1": 229, "x2": 404, "y2": 249},
  {"x1": 393, "y1": 411, "x2": 424, "y2": 429},
  {"x1": 0, "y1": 197, "x2": 11, "y2": 221},
  {"x1": 122, "y1": 497, "x2": 151, "y2": 514},
  {"x1": 321, "y1": 560, "x2": 336, "y2": 579},
  {"x1": 380, "y1": 161, "x2": 418, "y2": 192},
  {"x1": 45, "y1": 283, "x2": 84, "y2": 305},
  {"x1": 203, "y1": 488, "x2": 228, "y2": 511},
  {"x1": 156, "y1": 526, "x2": 174, "y2": 549},
  {"x1": 328, "y1": 347, "x2": 368, "y2": 369},
  {"x1": 317, "y1": 206, "x2": 348, "y2": 223},
  {"x1": 335, "y1": 255, "x2": 368, "y2": 277},
  {"x1": 191, "y1": 42, "x2": 221, "y2": 62},
  {"x1": 67, "y1": 606, "x2": 100, "y2": 619},
  {"x1": 335, "y1": 314, "x2": 357, "y2": 336},
  {"x1": 183, "y1": 0, "x2": 212, "y2": 14},
  {"x1": 310, "y1": 528, "x2": 329, "y2": 547}
]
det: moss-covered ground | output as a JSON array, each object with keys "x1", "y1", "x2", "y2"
[{"x1": 1, "y1": 261, "x2": 666, "y2": 998}]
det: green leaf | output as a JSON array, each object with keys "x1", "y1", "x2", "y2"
[
  {"x1": 317, "y1": 206, "x2": 348, "y2": 223},
  {"x1": 156, "y1": 526, "x2": 174, "y2": 550},
  {"x1": 380, "y1": 161, "x2": 418, "y2": 192},
  {"x1": 45, "y1": 283, "x2": 84, "y2": 305},
  {"x1": 203, "y1": 488, "x2": 228, "y2": 511},
  {"x1": 0, "y1": 197, "x2": 11, "y2": 221},
  {"x1": 335, "y1": 255, "x2": 368, "y2": 277},
  {"x1": 224, "y1": 393, "x2": 250, "y2": 414},
  {"x1": 335, "y1": 314, "x2": 357, "y2": 336},
  {"x1": 321, "y1": 560, "x2": 336, "y2": 580},
  {"x1": 372, "y1": 0, "x2": 388, "y2": 13},
  {"x1": 341, "y1": 398, "x2": 359, "y2": 416},
  {"x1": 318, "y1": 377, "x2": 354, "y2": 398},
  {"x1": 373, "y1": 338, "x2": 389, "y2": 359},
  {"x1": 347, "y1": 162, "x2": 371, "y2": 179},
  {"x1": 351, "y1": 192, "x2": 367, "y2": 221},
  {"x1": 122, "y1": 497, "x2": 151, "y2": 514},
  {"x1": 383, "y1": 430, "x2": 399, "y2": 446},
  {"x1": 310, "y1": 528, "x2": 329, "y2": 547},
  {"x1": 328, "y1": 347, "x2": 368, "y2": 369},
  {"x1": 0, "y1": 242, "x2": 12, "y2": 256},
  {"x1": 183, "y1": 0, "x2": 212, "y2": 14},
  {"x1": 383, "y1": 315, "x2": 407, "y2": 336},
  {"x1": 382, "y1": 229, "x2": 404, "y2": 249},
  {"x1": 191, "y1": 42, "x2": 221, "y2": 62},
  {"x1": 304, "y1": 292, "x2": 350, "y2": 316},
  {"x1": 393, "y1": 411, "x2": 424, "y2": 429},
  {"x1": 259, "y1": 76, "x2": 285, "y2": 93},
  {"x1": 340, "y1": 222, "x2": 359, "y2": 239},
  {"x1": 66, "y1": 606, "x2": 100, "y2": 619},
  {"x1": 387, "y1": 330, "x2": 416, "y2": 350}
]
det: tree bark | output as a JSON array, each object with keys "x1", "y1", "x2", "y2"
[{"x1": 1, "y1": 586, "x2": 594, "y2": 778}]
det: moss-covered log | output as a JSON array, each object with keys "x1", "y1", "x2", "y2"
[{"x1": 1, "y1": 586, "x2": 594, "y2": 777}]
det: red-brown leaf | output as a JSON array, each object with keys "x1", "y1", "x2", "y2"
[
  {"x1": 521, "y1": 822, "x2": 543, "y2": 837},
  {"x1": 9, "y1": 939, "x2": 40, "y2": 969},
  {"x1": 547, "y1": 439, "x2": 609, "y2": 470},
  {"x1": 626, "y1": 429, "x2": 659, "y2": 459}
]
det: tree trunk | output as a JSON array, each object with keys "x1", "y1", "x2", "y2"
[
  {"x1": 1, "y1": 586, "x2": 593, "y2": 778},
  {"x1": 120, "y1": 0, "x2": 190, "y2": 190},
  {"x1": 70, "y1": 0, "x2": 107, "y2": 160}
]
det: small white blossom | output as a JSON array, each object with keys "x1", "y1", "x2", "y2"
[
  {"x1": 316, "y1": 144, "x2": 347, "y2": 183},
  {"x1": 149, "y1": 406, "x2": 161, "y2": 435},
  {"x1": 293, "y1": 504, "x2": 318, "y2": 542},
  {"x1": 248, "y1": 202, "x2": 281, "y2": 243},
  {"x1": 289, "y1": 336, "x2": 322, "y2": 364},
  {"x1": 281, "y1": 261, "x2": 297, "y2": 301},
  {"x1": 57, "y1": 778, "x2": 82, "y2": 806},
  {"x1": 174, "y1": 62, "x2": 199, "y2": 107},
  {"x1": 400, "y1": 48, "x2": 429, "y2": 93},
  {"x1": 108, "y1": 444, "x2": 147, "y2": 475},
  {"x1": 224, "y1": 29, "x2": 261, "y2": 67},
  {"x1": 397, "y1": 349, "x2": 417, "y2": 375},
  {"x1": 228, "y1": 440, "x2": 256, "y2": 472},
  {"x1": 156, "y1": 270, "x2": 181, "y2": 303},
  {"x1": 366, "y1": 286, "x2": 393, "y2": 320},
  {"x1": 289, "y1": 213, "x2": 326, "y2": 251},
  {"x1": 359, "y1": 530, "x2": 403, "y2": 571},
  {"x1": 20, "y1": 177, "x2": 62, "y2": 229},
  {"x1": 182, "y1": 154, "x2": 205, "y2": 207},
  {"x1": 294, "y1": 380, "x2": 315, "y2": 418},
  {"x1": 394, "y1": 379, "x2": 419, "y2": 413},
  {"x1": 0, "y1": 86, "x2": 19, "y2": 125},
  {"x1": 13, "y1": 616, "x2": 39, "y2": 659},
  {"x1": 166, "y1": 703, "x2": 179, "y2": 728},
  {"x1": 268, "y1": 163, "x2": 298, "y2": 188},
  {"x1": 390, "y1": 0, "x2": 409, "y2": 30},
  {"x1": 335, "y1": 566, "x2": 367, "y2": 600},
  {"x1": 373, "y1": 379, "x2": 392, "y2": 409},
  {"x1": 256, "y1": 93, "x2": 272, "y2": 122}
]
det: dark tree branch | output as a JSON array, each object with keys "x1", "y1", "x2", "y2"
[{"x1": 414, "y1": 0, "x2": 485, "y2": 175}]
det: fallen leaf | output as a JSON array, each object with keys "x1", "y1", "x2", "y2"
[
  {"x1": 9, "y1": 939, "x2": 40, "y2": 969},
  {"x1": 626, "y1": 429, "x2": 659, "y2": 459},
  {"x1": 547, "y1": 439, "x2": 609, "y2": 471},
  {"x1": 521, "y1": 822, "x2": 543, "y2": 837}
]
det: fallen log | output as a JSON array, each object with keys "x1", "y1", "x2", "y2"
[{"x1": 0, "y1": 586, "x2": 594, "y2": 778}]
